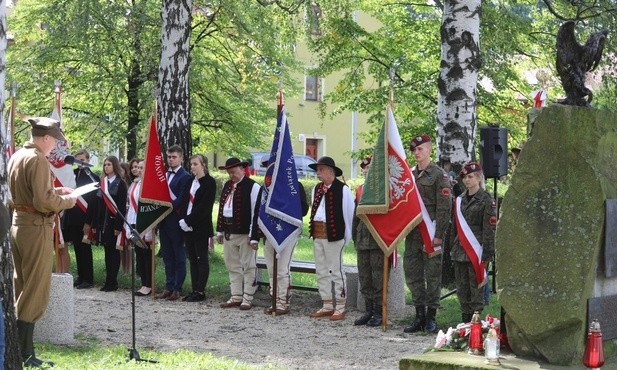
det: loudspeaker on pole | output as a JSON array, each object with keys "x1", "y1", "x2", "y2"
[{"x1": 479, "y1": 125, "x2": 508, "y2": 178}]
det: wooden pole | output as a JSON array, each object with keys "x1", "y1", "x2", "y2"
[
  {"x1": 272, "y1": 252, "x2": 278, "y2": 316},
  {"x1": 382, "y1": 253, "x2": 389, "y2": 331}
]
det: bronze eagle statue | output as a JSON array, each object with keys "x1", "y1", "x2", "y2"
[{"x1": 556, "y1": 21, "x2": 608, "y2": 107}]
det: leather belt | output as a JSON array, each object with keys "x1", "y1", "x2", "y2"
[
  {"x1": 222, "y1": 217, "x2": 234, "y2": 225},
  {"x1": 222, "y1": 217, "x2": 233, "y2": 240},
  {"x1": 13, "y1": 204, "x2": 55, "y2": 218},
  {"x1": 312, "y1": 221, "x2": 327, "y2": 239}
]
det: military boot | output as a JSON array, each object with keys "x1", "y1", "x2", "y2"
[
  {"x1": 354, "y1": 300, "x2": 374, "y2": 326},
  {"x1": 366, "y1": 304, "x2": 383, "y2": 327},
  {"x1": 425, "y1": 307, "x2": 438, "y2": 333},
  {"x1": 403, "y1": 306, "x2": 426, "y2": 333},
  {"x1": 18, "y1": 320, "x2": 54, "y2": 368}
]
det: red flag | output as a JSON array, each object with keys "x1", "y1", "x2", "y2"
[
  {"x1": 357, "y1": 105, "x2": 422, "y2": 256},
  {"x1": 136, "y1": 111, "x2": 172, "y2": 235},
  {"x1": 48, "y1": 81, "x2": 76, "y2": 189}
]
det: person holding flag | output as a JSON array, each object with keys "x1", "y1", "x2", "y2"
[
  {"x1": 216, "y1": 158, "x2": 260, "y2": 310},
  {"x1": 308, "y1": 157, "x2": 355, "y2": 321},
  {"x1": 251, "y1": 156, "x2": 308, "y2": 315},
  {"x1": 403, "y1": 134, "x2": 452, "y2": 334},
  {"x1": 352, "y1": 155, "x2": 384, "y2": 327},
  {"x1": 450, "y1": 162, "x2": 496, "y2": 323},
  {"x1": 85, "y1": 156, "x2": 128, "y2": 292}
]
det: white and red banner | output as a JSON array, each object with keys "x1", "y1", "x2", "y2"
[
  {"x1": 453, "y1": 196, "x2": 487, "y2": 286},
  {"x1": 48, "y1": 81, "x2": 76, "y2": 189}
]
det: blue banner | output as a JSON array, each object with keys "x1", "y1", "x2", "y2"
[{"x1": 257, "y1": 107, "x2": 303, "y2": 254}]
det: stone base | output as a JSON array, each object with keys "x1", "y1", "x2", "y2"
[
  {"x1": 357, "y1": 259, "x2": 406, "y2": 314},
  {"x1": 34, "y1": 273, "x2": 74, "y2": 344},
  {"x1": 399, "y1": 349, "x2": 617, "y2": 370}
]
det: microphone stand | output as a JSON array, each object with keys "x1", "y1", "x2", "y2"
[{"x1": 94, "y1": 177, "x2": 157, "y2": 363}]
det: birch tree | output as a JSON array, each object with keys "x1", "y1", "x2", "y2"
[
  {"x1": 158, "y1": 0, "x2": 192, "y2": 160},
  {"x1": 435, "y1": 0, "x2": 482, "y2": 168},
  {"x1": 0, "y1": 1, "x2": 21, "y2": 367}
]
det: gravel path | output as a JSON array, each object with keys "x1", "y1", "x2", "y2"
[{"x1": 74, "y1": 287, "x2": 435, "y2": 369}]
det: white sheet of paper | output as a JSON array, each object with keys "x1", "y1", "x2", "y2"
[{"x1": 69, "y1": 182, "x2": 98, "y2": 199}]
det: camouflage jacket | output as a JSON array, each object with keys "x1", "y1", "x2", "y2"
[
  {"x1": 450, "y1": 189, "x2": 496, "y2": 262},
  {"x1": 413, "y1": 162, "x2": 452, "y2": 240}
]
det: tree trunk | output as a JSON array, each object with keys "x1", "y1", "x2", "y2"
[
  {"x1": 127, "y1": 58, "x2": 141, "y2": 161},
  {"x1": 436, "y1": 0, "x2": 482, "y2": 171},
  {"x1": 158, "y1": 0, "x2": 192, "y2": 163},
  {"x1": 0, "y1": 1, "x2": 23, "y2": 368}
]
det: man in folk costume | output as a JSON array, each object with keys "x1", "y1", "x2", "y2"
[
  {"x1": 308, "y1": 156, "x2": 354, "y2": 321},
  {"x1": 217, "y1": 158, "x2": 261, "y2": 310},
  {"x1": 352, "y1": 155, "x2": 384, "y2": 327},
  {"x1": 61, "y1": 148, "x2": 100, "y2": 289},
  {"x1": 403, "y1": 134, "x2": 452, "y2": 333},
  {"x1": 250, "y1": 156, "x2": 309, "y2": 315},
  {"x1": 8, "y1": 117, "x2": 76, "y2": 367},
  {"x1": 156, "y1": 145, "x2": 191, "y2": 301},
  {"x1": 450, "y1": 162, "x2": 496, "y2": 323}
]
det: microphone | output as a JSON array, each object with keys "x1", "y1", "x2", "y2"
[{"x1": 64, "y1": 155, "x2": 93, "y2": 168}]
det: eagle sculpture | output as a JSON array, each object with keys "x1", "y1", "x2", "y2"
[{"x1": 556, "y1": 21, "x2": 608, "y2": 107}]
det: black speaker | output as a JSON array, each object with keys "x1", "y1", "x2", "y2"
[{"x1": 479, "y1": 126, "x2": 508, "y2": 178}]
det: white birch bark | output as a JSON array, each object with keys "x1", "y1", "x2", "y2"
[
  {"x1": 436, "y1": 0, "x2": 482, "y2": 167},
  {"x1": 158, "y1": 0, "x2": 192, "y2": 159}
]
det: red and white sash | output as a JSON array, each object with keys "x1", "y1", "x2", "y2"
[
  {"x1": 187, "y1": 179, "x2": 199, "y2": 215},
  {"x1": 100, "y1": 178, "x2": 125, "y2": 250},
  {"x1": 454, "y1": 196, "x2": 487, "y2": 286}
]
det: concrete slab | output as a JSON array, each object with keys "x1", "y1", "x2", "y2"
[{"x1": 400, "y1": 350, "x2": 616, "y2": 370}]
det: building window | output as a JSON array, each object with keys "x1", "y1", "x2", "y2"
[
  {"x1": 305, "y1": 75, "x2": 323, "y2": 101},
  {"x1": 308, "y1": 3, "x2": 322, "y2": 35}
]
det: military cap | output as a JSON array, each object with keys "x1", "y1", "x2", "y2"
[
  {"x1": 410, "y1": 134, "x2": 432, "y2": 150},
  {"x1": 218, "y1": 157, "x2": 249, "y2": 170},
  {"x1": 308, "y1": 156, "x2": 343, "y2": 177},
  {"x1": 28, "y1": 117, "x2": 65, "y2": 141},
  {"x1": 459, "y1": 161, "x2": 482, "y2": 177}
]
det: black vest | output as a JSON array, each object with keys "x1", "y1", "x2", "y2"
[
  {"x1": 216, "y1": 177, "x2": 256, "y2": 234},
  {"x1": 310, "y1": 179, "x2": 346, "y2": 242}
]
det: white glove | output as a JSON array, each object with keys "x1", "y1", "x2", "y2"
[{"x1": 179, "y1": 219, "x2": 193, "y2": 232}]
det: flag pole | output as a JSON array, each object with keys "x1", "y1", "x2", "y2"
[
  {"x1": 271, "y1": 82, "x2": 284, "y2": 316},
  {"x1": 151, "y1": 101, "x2": 158, "y2": 299},
  {"x1": 380, "y1": 67, "x2": 397, "y2": 331}
]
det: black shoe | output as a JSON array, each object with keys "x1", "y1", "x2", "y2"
[
  {"x1": 99, "y1": 285, "x2": 109, "y2": 292},
  {"x1": 184, "y1": 292, "x2": 205, "y2": 302},
  {"x1": 73, "y1": 278, "x2": 83, "y2": 288},
  {"x1": 76, "y1": 282, "x2": 93, "y2": 289},
  {"x1": 100, "y1": 285, "x2": 118, "y2": 292},
  {"x1": 134, "y1": 290, "x2": 151, "y2": 297}
]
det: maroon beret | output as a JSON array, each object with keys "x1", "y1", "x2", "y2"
[
  {"x1": 459, "y1": 162, "x2": 482, "y2": 177},
  {"x1": 410, "y1": 134, "x2": 432, "y2": 150}
]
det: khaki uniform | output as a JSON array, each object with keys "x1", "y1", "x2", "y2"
[
  {"x1": 352, "y1": 188, "x2": 384, "y2": 304},
  {"x1": 8, "y1": 141, "x2": 75, "y2": 322},
  {"x1": 450, "y1": 190, "x2": 496, "y2": 315},
  {"x1": 404, "y1": 162, "x2": 451, "y2": 308}
]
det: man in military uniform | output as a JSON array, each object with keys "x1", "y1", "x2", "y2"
[
  {"x1": 403, "y1": 134, "x2": 452, "y2": 333},
  {"x1": 216, "y1": 158, "x2": 261, "y2": 310},
  {"x1": 352, "y1": 156, "x2": 385, "y2": 327},
  {"x1": 8, "y1": 117, "x2": 76, "y2": 367}
]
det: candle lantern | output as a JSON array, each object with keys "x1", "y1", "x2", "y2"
[
  {"x1": 582, "y1": 319, "x2": 604, "y2": 369},
  {"x1": 468, "y1": 311, "x2": 483, "y2": 355},
  {"x1": 484, "y1": 324, "x2": 501, "y2": 365}
]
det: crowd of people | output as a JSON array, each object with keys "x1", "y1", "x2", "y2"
[{"x1": 5, "y1": 117, "x2": 496, "y2": 367}]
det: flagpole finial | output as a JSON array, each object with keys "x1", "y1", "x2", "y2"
[{"x1": 11, "y1": 81, "x2": 17, "y2": 96}]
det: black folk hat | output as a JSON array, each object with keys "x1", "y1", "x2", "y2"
[
  {"x1": 218, "y1": 157, "x2": 249, "y2": 170},
  {"x1": 308, "y1": 156, "x2": 343, "y2": 177}
]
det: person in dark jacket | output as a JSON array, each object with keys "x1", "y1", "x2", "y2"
[
  {"x1": 85, "y1": 156, "x2": 127, "y2": 292},
  {"x1": 62, "y1": 148, "x2": 99, "y2": 289},
  {"x1": 178, "y1": 154, "x2": 217, "y2": 302}
]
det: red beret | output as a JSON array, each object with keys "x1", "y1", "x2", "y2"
[
  {"x1": 459, "y1": 162, "x2": 482, "y2": 177},
  {"x1": 410, "y1": 134, "x2": 432, "y2": 150},
  {"x1": 360, "y1": 156, "x2": 372, "y2": 169}
]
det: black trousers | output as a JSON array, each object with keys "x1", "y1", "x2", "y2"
[
  {"x1": 103, "y1": 243, "x2": 120, "y2": 288},
  {"x1": 65, "y1": 226, "x2": 93, "y2": 284},
  {"x1": 135, "y1": 243, "x2": 153, "y2": 288},
  {"x1": 184, "y1": 232, "x2": 210, "y2": 293}
]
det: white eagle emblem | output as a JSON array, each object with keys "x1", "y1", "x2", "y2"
[{"x1": 388, "y1": 154, "x2": 411, "y2": 202}]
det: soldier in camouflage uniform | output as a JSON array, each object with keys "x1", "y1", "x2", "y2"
[
  {"x1": 450, "y1": 162, "x2": 496, "y2": 323},
  {"x1": 403, "y1": 134, "x2": 452, "y2": 334},
  {"x1": 352, "y1": 156, "x2": 384, "y2": 327}
]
